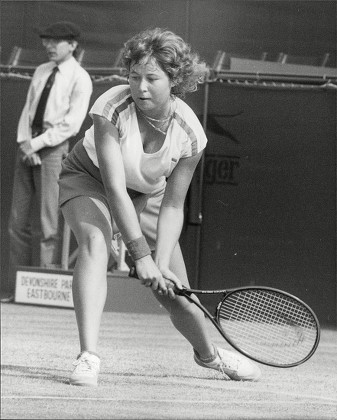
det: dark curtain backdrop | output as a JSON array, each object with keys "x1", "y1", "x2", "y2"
[{"x1": 1, "y1": 1, "x2": 336, "y2": 66}]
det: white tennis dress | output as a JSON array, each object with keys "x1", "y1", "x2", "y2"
[{"x1": 83, "y1": 84, "x2": 208, "y2": 194}]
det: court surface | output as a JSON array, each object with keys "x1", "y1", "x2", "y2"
[{"x1": 1, "y1": 302, "x2": 336, "y2": 419}]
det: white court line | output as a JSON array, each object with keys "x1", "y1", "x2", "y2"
[
  {"x1": 237, "y1": 387, "x2": 337, "y2": 404},
  {"x1": 2, "y1": 396, "x2": 337, "y2": 405}
]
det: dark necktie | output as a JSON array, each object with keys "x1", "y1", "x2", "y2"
[{"x1": 32, "y1": 66, "x2": 58, "y2": 133}]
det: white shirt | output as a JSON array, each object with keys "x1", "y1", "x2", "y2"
[
  {"x1": 83, "y1": 85, "x2": 208, "y2": 194},
  {"x1": 17, "y1": 56, "x2": 93, "y2": 152}
]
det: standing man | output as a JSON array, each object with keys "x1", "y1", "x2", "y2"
[{"x1": 2, "y1": 21, "x2": 93, "y2": 302}]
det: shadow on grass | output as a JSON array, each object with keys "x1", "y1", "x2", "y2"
[
  {"x1": 103, "y1": 370, "x2": 230, "y2": 382},
  {"x1": 2, "y1": 364, "x2": 226, "y2": 387},
  {"x1": 1, "y1": 364, "x2": 69, "y2": 385}
]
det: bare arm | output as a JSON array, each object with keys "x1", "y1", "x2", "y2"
[
  {"x1": 94, "y1": 114, "x2": 142, "y2": 241},
  {"x1": 155, "y1": 150, "x2": 204, "y2": 278},
  {"x1": 93, "y1": 114, "x2": 169, "y2": 294}
]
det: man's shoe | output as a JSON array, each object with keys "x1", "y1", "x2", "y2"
[
  {"x1": 0, "y1": 293, "x2": 14, "y2": 303},
  {"x1": 69, "y1": 351, "x2": 100, "y2": 387},
  {"x1": 194, "y1": 346, "x2": 261, "y2": 381}
]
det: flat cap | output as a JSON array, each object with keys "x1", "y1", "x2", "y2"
[{"x1": 38, "y1": 21, "x2": 81, "y2": 40}]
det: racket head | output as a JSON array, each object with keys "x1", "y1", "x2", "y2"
[{"x1": 216, "y1": 286, "x2": 320, "y2": 368}]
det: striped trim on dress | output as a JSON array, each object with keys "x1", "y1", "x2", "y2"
[
  {"x1": 111, "y1": 95, "x2": 134, "y2": 125},
  {"x1": 174, "y1": 113, "x2": 199, "y2": 156}
]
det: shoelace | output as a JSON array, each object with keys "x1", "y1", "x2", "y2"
[
  {"x1": 217, "y1": 352, "x2": 240, "y2": 372},
  {"x1": 73, "y1": 356, "x2": 99, "y2": 373}
]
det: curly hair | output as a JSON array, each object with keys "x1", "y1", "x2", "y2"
[{"x1": 122, "y1": 28, "x2": 208, "y2": 97}]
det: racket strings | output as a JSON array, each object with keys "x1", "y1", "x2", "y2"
[
  {"x1": 225, "y1": 292, "x2": 313, "y2": 328},
  {"x1": 218, "y1": 290, "x2": 318, "y2": 366}
]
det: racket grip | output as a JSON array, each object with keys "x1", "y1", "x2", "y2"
[{"x1": 128, "y1": 265, "x2": 138, "y2": 279}]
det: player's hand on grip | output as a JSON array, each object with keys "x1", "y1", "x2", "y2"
[
  {"x1": 134, "y1": 255, "x2": 168, "y2": 295},
  {"x1": 159, "y1": 268, "x2": 183, "y2": 300}
]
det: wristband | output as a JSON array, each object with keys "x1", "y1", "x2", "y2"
[{"x1": 126, "y1": 235, "x2": 151, "y2": 261}]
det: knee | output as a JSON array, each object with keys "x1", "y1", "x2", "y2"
[{"x1": 78, "y1": 230, "x2": 110, "y2": 259}]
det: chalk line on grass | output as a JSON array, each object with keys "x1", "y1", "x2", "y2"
[{"x1": 2, "y1": 395, "x2": 337, "y2": 405}]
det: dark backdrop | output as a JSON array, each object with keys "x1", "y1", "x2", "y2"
[{"x1": 1, "y1": 1, "x2": 336, "y2": 66}]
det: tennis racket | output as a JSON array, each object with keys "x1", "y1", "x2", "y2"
[{"x1": 129, "y1": 267, "x2": 320, "y2": 368}]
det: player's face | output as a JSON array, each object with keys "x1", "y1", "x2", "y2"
[
  {"x1": 42, "y1": 38, "x2": 77, "y2": 64},
  {"x1": 129, "y1": 58, "x2": 173, "y2": 118}
]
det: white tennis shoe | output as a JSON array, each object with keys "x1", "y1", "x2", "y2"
[
  {"x1": 69, "y1": 351, "x2": 100, "y2": 387},
  {"x1": 194, "y1": 347, "x2": 261, "y2": 381}
]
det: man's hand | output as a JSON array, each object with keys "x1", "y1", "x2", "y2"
[
  {"x1": 25, "y1": 153, "x2": 42, "y2": 166},
  {"x1": 19, "y1": 140, "x2": 35, "y2": 158},
  {"x1": 19, "y1": 141, "x2": 41, "y2": 166},
  {"x1": 20, "y1": 150, "x2": 41, "y2": 166}
]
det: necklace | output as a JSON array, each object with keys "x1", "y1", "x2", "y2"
[
  {"x1": 141, "y1": 113, "x2": 172, "y2": 123},
  {"x1": 136, "y1": 102, "x2": 174, "y2": 135},
  {"x1": 142, "y1": 118, "x2": 169, "y2": 135}
]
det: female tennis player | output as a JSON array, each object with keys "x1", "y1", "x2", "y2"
[{"x1": 58, "y1": 28, "x2": 262, "y2": 386}]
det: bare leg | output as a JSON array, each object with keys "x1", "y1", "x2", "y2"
[
  {"x1": 152, "y1": 243, "x2": 215, "y2": 359},
  {"x1": 61, "y1": 197, "x2": 113, "y2": 354}
]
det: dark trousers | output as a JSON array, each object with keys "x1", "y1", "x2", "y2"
[{"x1": 7, "y1": 141, "x2": 69, "y2": 292}]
